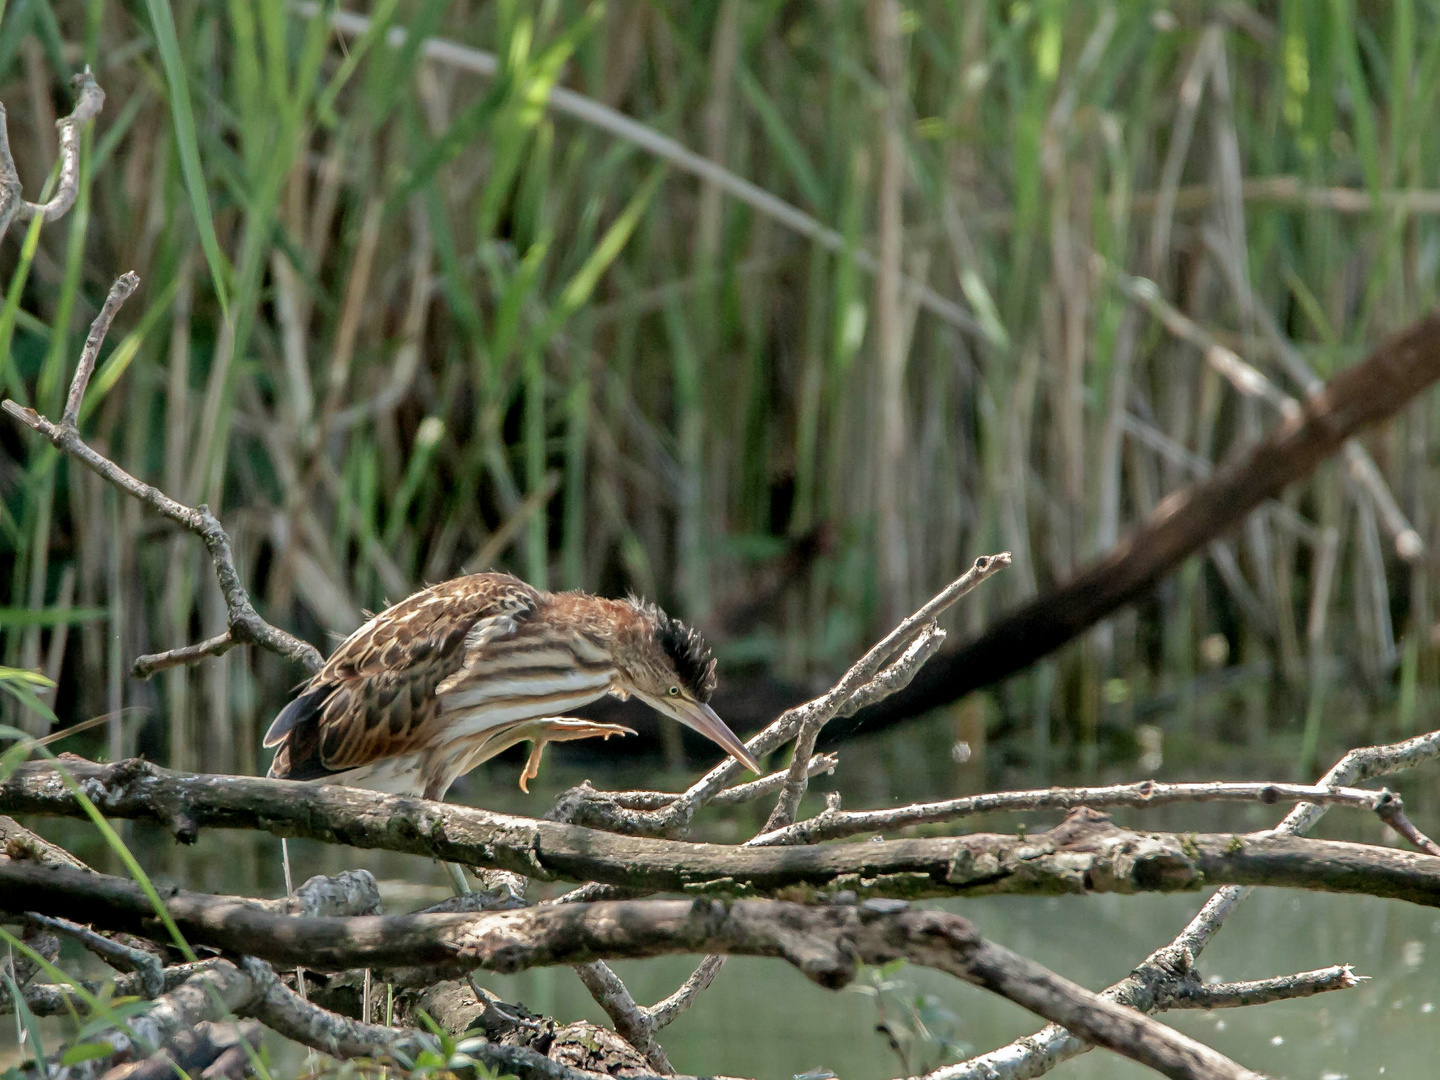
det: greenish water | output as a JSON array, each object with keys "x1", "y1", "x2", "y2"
[{"x1": 10, "y1": 717, "x2": 1440, "y2": 1079}]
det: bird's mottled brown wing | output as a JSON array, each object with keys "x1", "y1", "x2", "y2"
[{"x1": 265, "y1": 573, "x2": 541, "y2": 781}]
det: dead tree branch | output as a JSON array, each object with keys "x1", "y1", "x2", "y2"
[
  {"x1": 0, "y1": 274, "x2": 323, "y2": 679},
  {"x1": 0, "y1": 864, "x2": 1262, "y2": 1080},
  {"x1": 839, "y1": 306, "x2": 1440, "y2": 740},
  {"x1": 0, "y1": 68, "x2": 104, "y2": 242}
]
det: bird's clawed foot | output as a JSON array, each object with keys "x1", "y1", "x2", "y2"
[{"x1": 519, "y1": 718, "x2": 637, "y2": 792}]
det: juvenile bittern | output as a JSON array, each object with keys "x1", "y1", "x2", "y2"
[{"x1": 264, "y1": 572, "x2": 760, "y2": 801}]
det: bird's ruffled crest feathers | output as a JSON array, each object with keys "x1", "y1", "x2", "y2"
[{"x1": 624, "y1": 595, "x2": 717, "y2": 702}]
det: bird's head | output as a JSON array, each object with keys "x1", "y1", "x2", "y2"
[{"x1": 612, "y1": 598, "x2": 761, "y2": 774}]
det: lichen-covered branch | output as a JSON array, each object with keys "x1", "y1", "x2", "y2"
[{"x1": 6, "y1": 765, "x2": 1440, "y2": 908}]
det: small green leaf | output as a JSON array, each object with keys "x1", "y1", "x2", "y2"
[{"x1": 61, "y1": 1042, "x2": 116, "y2": 1066}]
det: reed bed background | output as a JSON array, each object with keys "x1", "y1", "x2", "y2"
[{"x1": 2, "y1": 0, "x2": 1438, "y2": 783}]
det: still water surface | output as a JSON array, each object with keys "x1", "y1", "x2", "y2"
[{"x1": 12, "y1": 715, "x2": 1440, "y2": 1080}]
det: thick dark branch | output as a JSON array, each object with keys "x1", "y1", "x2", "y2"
[
  {"x1": 838, "y1": 306, "x2": 1440, "y2": 740},
  {"x1": 0, "y1": 864, "x2": 1259, "y2": 1080},
  {"x1": 6, "y1": 763, "x2": 1440, "y2": 908}
]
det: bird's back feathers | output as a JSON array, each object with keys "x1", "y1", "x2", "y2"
[{"x1": 265, "y1": 572, "x2": 544, "y2": 784}]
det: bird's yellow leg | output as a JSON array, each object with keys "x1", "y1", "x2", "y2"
[{"x1": 519, "y1": 717, "x2": 637, "y2": 792}]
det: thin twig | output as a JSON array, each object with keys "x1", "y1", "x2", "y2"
[
  {"x1": 548, "y1": 754, "x2": 839, "y2": 834},
  {"x1": 131, "y1": 632, "x2": 237, "y2": 679},
  {"x1": 1, "y1": 273, "x2": 323, "y2": 679},
  {"x1": 24, "y1": 913, "x2": 164, "y2": 998},
  {"x1": 0, "y1": 68, "x2": 105, "y2": 243},
  {"x1": 763, "y1": 554, "x2": 1010, "y2": 832},
  {"x1": 1161, "y1": 965, "x2": 1362, "y2": 1010},
  {"x1": 60, "y1": 272, "x2": 138, "y2": 427},
  {"x1": 749, "y1": 779, "x2": 1407, "y2": 847},
  {"x1": 647, "y1": 955, "x2": 725, "y2": 1031}
]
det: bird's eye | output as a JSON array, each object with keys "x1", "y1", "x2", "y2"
[{"x1": 667, "y1": 685, "x2": 681, "y2": 697}]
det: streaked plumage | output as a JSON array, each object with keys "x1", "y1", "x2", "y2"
[{"x1": 265, "y1": 572, "x2": 758, "y2": 800}]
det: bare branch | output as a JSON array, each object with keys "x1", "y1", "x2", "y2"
[
  {"x1": 0, "y1": 814, "x2": 87, "y2": 869},
  {"x1": 749, "y1": 778, "x2": 1407, "y2": 848},
  {"x1": 765, "y1": 554, "x2": 1008, "y2": 832},
  {"x1": 0, "y1": 68, "x2": 105, "y2": 242},
  {"x1": 4, "y1": 961, "x2": 226, "y2": 1018},
  {"x1": 131, "y1": 632, "x2": 237, "y2": 679},
  {"x1": 2, "y1": 274, "x2": 323, "y2": 679},
  {"x1": 111, "y1": 1021, "x2": 263, "y2": 1080},
  {"x1": 34, "y1": 954, "x2": 256, "y2": 1080},
  {"x1": 9, "y1": 767, "x2": 1440, "y2": 907},
  {"x1": 1161, "y1": 965, "x2": 1362, "y2": 1010},
  {"x1": 644, "y1": 553, "x2": 1010, "y2": 838},
  {"x1": 647, "y1": 954, "x2": 725, "y2": 1031},
  {"x1": 61, "y1": 272, "x2": 138, "y2": 427},
  {"x1": 573, "y1": 960, "x2": 673, "y2": 1073}
]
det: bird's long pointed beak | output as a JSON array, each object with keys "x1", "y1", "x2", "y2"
[{"x1": 670, "y1": 699, "x2": 762, "y2": 774}]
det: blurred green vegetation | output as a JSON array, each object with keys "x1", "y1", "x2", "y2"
[{"x1": 2, "y1": 1, "x2": 1439, "y2": 779}]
